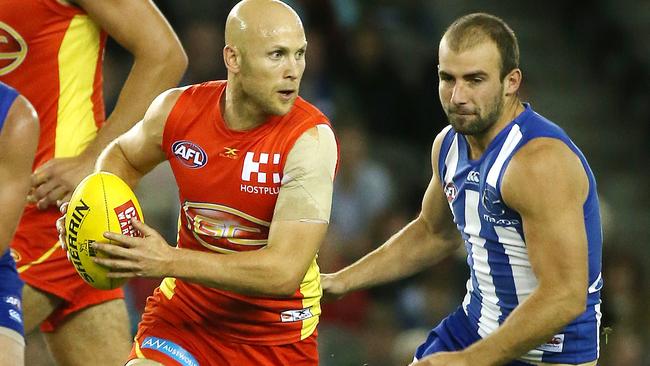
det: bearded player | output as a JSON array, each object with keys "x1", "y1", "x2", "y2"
[
  {"x1": 322, "y1": 13, "x2": 602, "y2": 366},
  {"x1": 0, "y1": 82, "x2": 38, "y2": 366},
  {"x1": 0, "y1": 0, "x2": 187, "y2": 364},
  {"x1": 59, "y1": 0, "x2": 338, "y2": 364}
]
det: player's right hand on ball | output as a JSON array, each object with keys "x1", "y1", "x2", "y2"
[{"x1": 56, "y1": 202, "x2": 69, "y2": 252}]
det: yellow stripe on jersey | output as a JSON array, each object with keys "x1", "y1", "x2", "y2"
[
  {"x1": 134, "y1": 338, "x2": 146, "y2": 358},
  {"x1": 56, "y1": 15, "x2": 100, "y2": 158},
  {"x1": 17, "y1": 242, "x2": 60, "y2": 273},
  {"x1": 299, "y1": 258, "x2": 321, "y2": 340},
  {"x1": 160, "y1": 277, "x2": 177, "y2": 300}
]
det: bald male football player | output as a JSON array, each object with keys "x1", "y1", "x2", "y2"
[{"x1": 59, "y1": 0, "x2": 338, "y2": 365}]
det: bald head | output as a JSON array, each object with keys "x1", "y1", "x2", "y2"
[{"x1": 225, "y1": 0, "x2": 304, "y2": 49}]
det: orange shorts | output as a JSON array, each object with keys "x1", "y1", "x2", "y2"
[
  {"x1": 128, "y1": 319, "x2": 318, "y2": 366},
  {"x1": 11, "y1": 205, "x2": 123, "y2": 332}
]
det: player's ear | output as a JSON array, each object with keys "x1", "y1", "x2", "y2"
[
  {"x1": 504, "y1": 68, "x2": 522, "y2": 96},
  {"x1": 223, "y1": 45, "x2": 241, "y2": 73}
]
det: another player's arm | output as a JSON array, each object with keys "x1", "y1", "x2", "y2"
[
  {"x1": 461, "y1": 138, "x2": 589, "y2": 365},
  {"x1": 31, "y1": 0, "x2": 187, "y2": 208},
  {"x1": 0, "y1": 96, "x2": 39, "y2": 252},
  {"x1": 74, "y1": 0, "x2": 187, "y2": 158},
  {"x1": 322, "y1": 129, "x2": 461, "y2": 298}
]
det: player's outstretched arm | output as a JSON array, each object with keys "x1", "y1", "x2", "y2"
[
  {"x1": 321, "y1": 129, "x2": 461, "y2": 299},
  {"x1": 0, "y1": 96, "x2": 38, "y2": 253},
  {"x1": 31, "y1": 0, "x2": 187, "y2": 209},
  {"x1": 418, "y1": 138, "x2": 590, "y2": 366}
]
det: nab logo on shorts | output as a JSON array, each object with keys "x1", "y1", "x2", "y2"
[
  {"x1": 172, "y1": 140, "x2": 208, "y2": 169},
  {"x1": 0, "y1": 22, "x2": 28, "y2": 76}
]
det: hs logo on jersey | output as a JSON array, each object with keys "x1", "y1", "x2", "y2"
[
  {"x1": 172, "y1": 141, "x2": 208, "y2": 168},
  {"x1": 241, "y1": 152, "x2": 281, "y2": 184}
]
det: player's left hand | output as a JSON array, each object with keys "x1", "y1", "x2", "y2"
[
  {"x1": 93, "y1": 218, "x2": 175, "y2": 279},
  {"x1": 29, "y1": 154, "x2": 95, "y2": 210},
  {"x1": 410, "y1": 351, "x2": 471, "y2": 366}
]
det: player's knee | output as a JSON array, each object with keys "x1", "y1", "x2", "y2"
[{"x1": 125, "y1": 359, "x2": 165, "y2": 366}]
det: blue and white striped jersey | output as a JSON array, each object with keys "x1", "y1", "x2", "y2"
[{"x1": 437, "y1": 104, "x2": 602, "y2": 364}]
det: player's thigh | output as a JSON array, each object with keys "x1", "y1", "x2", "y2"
[
  {"x1": 21, "y1": 284, "x2": 61, "y2": 333},
  {"x1": 24, "y1": 331, "x2": 56, "y2": 366},
  {"x1": 44, "y1": 299, "x2": 131, "y2": 366},
  {"x1": 125, "y1": 360, "x2": 165, "y2": 366},
  {"x1": 0, "y1": 330, "x2": 25, "y2": 366}
]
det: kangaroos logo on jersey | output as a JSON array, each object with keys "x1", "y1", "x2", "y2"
[
  {"x1": 172, "y1": 140, "x2": 208, "y2": 168},
  {"x1": 481, "y1": 186, "x2": 505, "y2": 216},
  {"x1": 0, "y1": 22, "x2": 28, "y2": 76}
]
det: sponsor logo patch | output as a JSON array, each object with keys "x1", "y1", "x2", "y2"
[
  {"x1": 8, "y1": 309, "x2": 22, "y2": 324},
  {"x1": 537, "y1": 334, "x2": 564, "y2": 353},
  {"x1": 466, "y1": 170, "x2": 480, "y2": 183},
  {"x1": 219, "y1": 147, "x2": 239, "y2": 159},
  {"x1": 114, "y1": 200, "x2": 142, "y2": 237},
  {"x1": 280, "y1": 308, "x2": 313, "y2": 322},
  {"x1": 241, "y1": 151, "x2": 282, "y2": 184},
  {"x1": 4, "y1": 296, "x2": 21, "y2": 310},
  {"x1": 66, "y1": 199, "x2": 94, "y2": 284},
  {"x1": 141, "y1": 336, "x2": 199, "y2": 366}
]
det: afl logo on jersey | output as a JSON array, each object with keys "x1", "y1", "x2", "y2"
[
  {"x1": 0, "y1": 22, "x2": 28, "y2": 76},
  {"x1": 444, "y1": 182, "x2": 457, "y2": 203},
  {"x1": 172, "y1": 140, "x2": 208, "y2": 168}
]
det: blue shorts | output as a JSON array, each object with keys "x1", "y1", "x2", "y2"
[
  {"x1": 414, "y1": 307, "x2": 533, "y2": 366},
  {"x1": 0, "y1": 250, "x2": 24, "y2": 338}
]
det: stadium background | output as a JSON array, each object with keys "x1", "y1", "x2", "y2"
[{"x1": 33, "y1": 1, "x2": 650, "y2": 365}]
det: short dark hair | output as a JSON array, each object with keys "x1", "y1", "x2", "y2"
[{"x1": 443, "y1": 13, "x2": 519, "y2": 79}]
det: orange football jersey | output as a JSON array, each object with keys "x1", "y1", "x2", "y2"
[
  {"x1": 149, "y1": 81, "x2": 336, "y2": 345},
  {"x1": 0, "y1": 0, "x2": 106, "y2": 170},
  {"x1": 1, "y1": 0, "x2": 107, "y2": 267},
  {"x1": 1, "y1": 2, "x2": 123, "y2": 330}
]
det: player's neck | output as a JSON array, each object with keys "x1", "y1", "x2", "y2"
[
  {"x1": 466, "y1": 99, "x2": 523, "y2": 160},
  {"x1": 222, "y1": 85, "x2": 268, "y2": 131}
]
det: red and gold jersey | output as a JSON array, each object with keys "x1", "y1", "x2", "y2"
[
  {"x1": 1, "y1": 0, "x2": 106, "y2": 268},
  {"x1": 0, "y1": 0, "x2": 106, "y2": 169},
  {"x1": 157, "y1": 81, "x2": 333, "y2": 345}
]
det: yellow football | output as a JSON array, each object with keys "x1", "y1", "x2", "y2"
[{"x1": 64, "y1": 172, "x2": 144, "y2": 290}]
